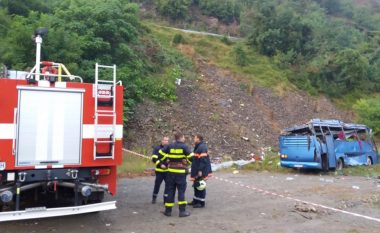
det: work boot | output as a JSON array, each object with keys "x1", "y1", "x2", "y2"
[
  {"x1": 151, "y1": 197, "x2": 157, "y2": 204},
  {"x1": 179, "y1": 210, "x2": 191, "y2": 217},
  {"x1": 188, "y1": 199, "x2": 197, "y2": 206},
  {"x1": 193, "y1": 203, "x2": 204, "y2": 208},
  {"x1": 162, "y1": 207, "x2": 172, "y2": 217},
  {"x1": 179, "y1": 205, "x2": 190, "y2": 217}
]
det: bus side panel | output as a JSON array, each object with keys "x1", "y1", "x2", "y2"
[
  {"x1": 335, "y1": 140, "x2": 377, "y2": 166},
  {"x1": 279, "y1": 136, "x2": 321, "y2": 169}
]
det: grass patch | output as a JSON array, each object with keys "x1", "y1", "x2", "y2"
[
  {"x1": 340, "y1": 164, "x2": 380, "y2": 177},
  {"x1": 117, "y1": 151, "x2": 153, "y2": 176},
  {"x1": 239, "y1": 154, "x2": 288, "y2": 173},
  {"x1": 148, "y1": 23, "x2": 294, "y2": 92}
]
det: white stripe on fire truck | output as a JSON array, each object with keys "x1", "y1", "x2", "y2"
[
  {"x1": 82, "y1": 124, "x2": 123, "y2": 139},
  {"x1": 0, "y1": 124, "x2": 123, "y2": 140},
  {"x1": 0, "y1": 124, "x2": 14, "y2": 139}
]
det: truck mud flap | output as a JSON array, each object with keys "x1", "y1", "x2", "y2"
[{"x1": 0, "y1": 201, "x2": 116, "y2": 222}]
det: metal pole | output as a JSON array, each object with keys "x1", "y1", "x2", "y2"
[{"x1": 35, "y1": 35, "x2": 42, "y2": 81}]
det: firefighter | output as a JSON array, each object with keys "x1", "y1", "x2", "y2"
[
  {"x1": 159, "y1": 132, "x2": 193, "y2": 217},
  {"x1": 151, "y1": 136, "x2": 170, "y2": 204},
  {"x1": 189, "y1": 134, "x2": 212, "y2": 208}
]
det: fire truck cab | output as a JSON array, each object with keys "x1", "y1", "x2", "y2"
[{"x1": 0, "y1": 28, "x2": 123, "y2": 221}]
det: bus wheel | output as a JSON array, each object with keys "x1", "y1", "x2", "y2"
[
  {"x1": 336, "y1": 158, "x2": 344, "y2": 171},
  {"x1": 367, "y1": 157, "x2": 373, "y2": 166}
]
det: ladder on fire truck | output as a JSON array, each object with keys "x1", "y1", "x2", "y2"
[{"x1": 94, "y1": 63, "x2": 117, "y2": 160}]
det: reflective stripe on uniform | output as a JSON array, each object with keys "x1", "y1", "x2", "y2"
[
  {"x1": 167, "y1": 168, "x2": 186, "y2": 174},
  {"x1": 159, "y1": 150, "x2": 167, "y2": 157},
  {"x1": 193, "y1": 197, "x2": 205, "y2": 201},
  {"x1": 167, "y1": 154, "x2": 186, "y2": 159},
  {"x1": 178, "y1": 201, "x2": 187, "y2": 205},
  {"x1": 155, "y1": 168, "x2": 167, "y2": 172},
  {"x1": 151, "y1": 155, "x2": 159, "y2": 159},
  {"x1": 187, "y1": 153, "x2": 194, "y2": 158},
  {"x1": 170, "y1": 148, "x2": 184, "y2": 154},
  {"x1": 155, "y1": 160, "x2": 160, "y2": 165},
  {"x1": 194, "y1": 153, "x2": 208, "y2": 158},
  {"x1": 165, "y1": 203, "x2": 174, "y2": 207}
]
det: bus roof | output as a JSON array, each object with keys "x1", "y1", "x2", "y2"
[{"x1": 283, "y1": 119, "x2": 370, "y2": 134}]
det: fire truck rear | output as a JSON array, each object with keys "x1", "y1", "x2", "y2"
[{"x1": 0, "y1": 28, "x2": 123, "y2": 221}]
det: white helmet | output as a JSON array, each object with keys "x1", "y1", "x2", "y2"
[{"x1": 196, "y1": 180, "x2": 207, "y2": 191}]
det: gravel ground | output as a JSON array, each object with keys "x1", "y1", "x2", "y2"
[{"x1": 1, "y1": 171, "x2": 380, "y2": 233}]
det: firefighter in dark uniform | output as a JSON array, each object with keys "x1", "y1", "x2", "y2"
[
  {"x1": 159, "y1": 132, "x2": 193, "y2": 217},
  {"x1": 151, "y1": 136, "x2": 170, "y2": 204},
  {"x1": 189, "y1": 134, "x2": 212, "y2": 208}
]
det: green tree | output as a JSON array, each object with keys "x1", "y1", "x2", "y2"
[
  {"x1": 155, "y1": 0, "x2": 191, "y2": 20},
  {"x1": 198, "y1": 0, "x2": 241, "y2": 23},
  {"x1": 354, "y1": 98, "x2": 380, "y2": 135}
]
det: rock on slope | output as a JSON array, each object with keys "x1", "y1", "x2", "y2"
[{"x1": 126, "y1": 57, "x2": 350, "y2": 159}]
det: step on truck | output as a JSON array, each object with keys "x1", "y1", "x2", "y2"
[
  {"x1": 0, "y1": 28, "x2": 123, "y2": 221},
  {"x1": 279, "y1": 119, "x2": 378, "y2": 171}
]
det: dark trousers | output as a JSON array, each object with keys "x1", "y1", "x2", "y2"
[
  {"x1": 165, "y1": 173, "x2": 187, "y2": 210},
  {"x1": 153, "y1": 171, "x2": 167, "y2": 201},
  {"x1": 193, "y1": 187, "x2": 206, "y2": 206}
]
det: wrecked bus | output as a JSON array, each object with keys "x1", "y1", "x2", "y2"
[{"x1": 279, "y1": 119, "x2": 378, "y2": 171}]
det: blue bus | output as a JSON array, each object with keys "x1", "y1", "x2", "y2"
[{"x1": 279, "y1": 119, "x2": 378, "y2": 171}]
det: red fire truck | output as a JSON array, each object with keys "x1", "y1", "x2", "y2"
[{"x1": 0, "y1": 28, "x2": 123, "y2": 221}]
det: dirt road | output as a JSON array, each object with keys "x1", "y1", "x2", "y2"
[{"x1": 1, "y1": 172, "x2": 380, "y2": 233}]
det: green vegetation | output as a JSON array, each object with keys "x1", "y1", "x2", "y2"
[
  {"x1": 198, "y1": 0, "x2": 241, "y2": 23},
  {"x1": 150, "y1": 25, "x2": 292, "y2": 90},
  {"x1": 118, "y1": 152, "x2": 151, "y2": 176},
  {"x1": 354, "y1": 98, "x2": 380, "y2": 135},
  {"x1": 0, "y1": 0, "x2": 192, "y2": 124},
  {"x1": 1, "y1": 0, "x2": 380, "y2": 134},
  {"x1": 155, "y1": 0, "x2": 192, "y2": 20},
  {"x1": 341, "y1": 164, "x2": 380, "y2": 177}
]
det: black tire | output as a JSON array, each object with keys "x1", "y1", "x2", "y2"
[
  {"x1": 336, "y1": 158, "x2": 344, "y2": 171},
  {"x1": 367, "y1": 156, "x2": 373, "y2": 166},
  {"x1": 321, "y1": 154, "x2": 329, "y2": 172}
]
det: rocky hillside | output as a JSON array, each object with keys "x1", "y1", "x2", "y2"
[{"x1": 126, "y1": 53, "x2": 351, "y2": 160}]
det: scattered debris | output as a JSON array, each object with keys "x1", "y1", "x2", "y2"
[
  {"x1": 232, "y1": 170, "x2": 239, "y2": 174},
  {"x1": 352, "y1": 186, "x2": 360, "y2": 190},
  {"x1": 241, "y1": 136, "x2": 249, "y2": 141},
  {"x1": 105, "y1": 223, "x2": 111, "y2": 227},
  {"x1": 295, "y1": 203, "x2": 317, "y2": 213},
  {"x1": 211, "y1": 160, "x2": 255, "y2": 171},
  {"x1": 319, "y1": 178, "x2": 334, "y2": 183},
  {"x1": 286, "y1": 177, "x2": 294, "y2": 181}
]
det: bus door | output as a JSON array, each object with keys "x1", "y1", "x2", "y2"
[{"x1": 325, "y1": 134, "x2": 336, "y2": 169}]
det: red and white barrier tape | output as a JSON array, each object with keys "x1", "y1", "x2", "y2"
[
  {"x1": 123, "y1": 148, "x2": 380, "y2": 223},
  {"x1": 214, "y1": 176, "x2": 380, "y2": 224},
  {"x1": 123, "y1": 148, "x2": 150, "y2": 159}
]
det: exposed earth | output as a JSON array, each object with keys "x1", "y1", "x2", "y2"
[
  {"x1": 126, "y1": 56, "x2": 351, "y2": 160},
  {"x1": 2, "y1": 171, "x2": 380, "y2": 233}
]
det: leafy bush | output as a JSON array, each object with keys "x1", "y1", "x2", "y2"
[
  {"x1": 232, "y1": 43, "x2": 247, "y2": 66},
  {"x1": 155, "y1": 0, "x2": 191, "y2": 20},
  {"x1": 172, "y1": 33, "x2": 185, "y2": 44},
  {"x1": 354, "y1": 98, "x2": 380, "y2": 135},
  {"x1": 198, "y1": 0, "x2": 241, "y2": 23}
]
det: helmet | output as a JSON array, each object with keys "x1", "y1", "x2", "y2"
[{"x1": 196, "y1": 180, "x2": 207, "y2": 191}]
